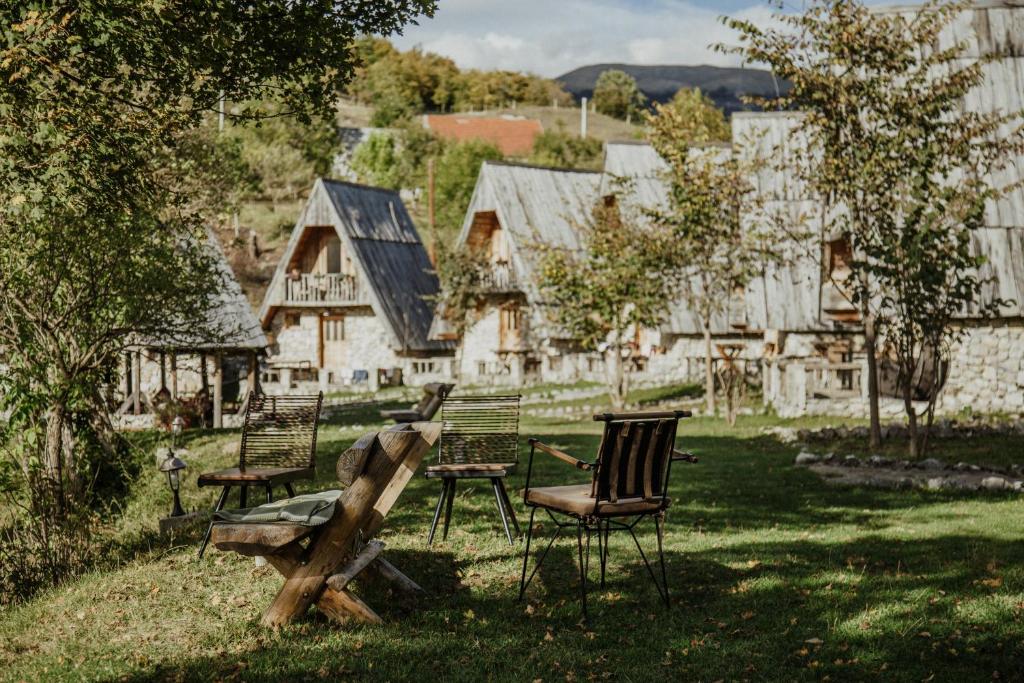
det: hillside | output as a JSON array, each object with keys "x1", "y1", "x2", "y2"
[{"x1": 556, "y1": 63, "x2": 788, "y2": 114}]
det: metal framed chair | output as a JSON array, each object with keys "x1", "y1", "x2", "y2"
[
  {"x1": 380, "y1": 382, "x2": 454, "y2": 423},
  {"x1": 518, "y1": 410, "x2": 696, "y2": 620},
  {"x1": 425, "y1": 394, "x2": 521, "y2": 545},
  {"x1": 197, "y1": 392, "x2": 323, "y2": 558}
]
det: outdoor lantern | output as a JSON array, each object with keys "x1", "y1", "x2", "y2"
[{"x1": 159, "y1": 453, "x2": 187, "y2": 518}]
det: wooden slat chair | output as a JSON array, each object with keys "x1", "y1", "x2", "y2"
[
  {"x1": 197, "y1": 392, "x2": 323, "y2": 558},
  {"x1": 380, "y1": 382, "x2": 454, "y2": 423},
  {"x1": 426, "y1": 394, "x2": 521, "y2": 545},
  {"x1": 518, "y1": 410, "x2": 696, "y2": 620},
  {"x1": 210, "y1": 421, "x2": 442, "y2": 627}
]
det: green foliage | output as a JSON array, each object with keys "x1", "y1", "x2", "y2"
[
  {"x1": 227, "y1": 105, "x2": 341, "y2": 209},
  {"x1": 348, "y1": 37, "x2": 573, "y2": 125},
  {"x1": 434, "y1": 139, "x2": 504, "y2": 234},
  {"x1": 430, "y1": 241, "x2": 488, "y2": 348},
  {"x1": 645, "y1": 88, "x2": 731, "y2": 168},
  {"x1": 0, "y1": 0, "x2": 433, "y2": 535},
  {"x1": 538, "y1": 191, "x2": 674, "y2": 406},
  {"x1": 725, "y1": 0, "x2": 1024, "y2": 456},
  {"x1": 528, "y1": 125, "x2": 604, "y2": 170},
  {"x1": 351, "y1": 128, "x2": 501, "y2": 242},
  {"x1": 593, "y1": 69, "x2": 647, "y2": 121}
]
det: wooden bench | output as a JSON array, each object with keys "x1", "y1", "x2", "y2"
[{"x1": 210, "y1": 421, "x2": 442, "y2": 627}]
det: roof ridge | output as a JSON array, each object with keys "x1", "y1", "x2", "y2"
[{"x1": 483, "y1": 159, "x2": 603, "y2": 175}]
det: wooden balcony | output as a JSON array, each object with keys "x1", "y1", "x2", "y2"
[
  {"x1": 479, "y1": 263, "x2": 519, "y2": 293},
  {"x1": 284, "y1": 273, "x2": 365, "y2": 306}
]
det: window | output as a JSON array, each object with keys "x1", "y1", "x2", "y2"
[
  {"x1": 325, "y1": 235, "x2": 342, "y2": 273},
  {"x1": 284, "y1": 313, "x2": 300, "y2": 328},
  {"x1": 324, "y1": 317, "x2": 344, "y2": 342},
  {"x1": 478, "y1": 361, "x2": 488, "y2": 376},
  {"x1": 548, "y1": 355, "x2": 563, "y2": 372},
  {"x1": 412, "y1": 361, "x2": 437, "y2": 374},
  {"x1": 826, "y1": 237, "x2": 853, "y2": 280},
  {"x1": 500, "y1": 307, "x2": 521, "y2": 332}
]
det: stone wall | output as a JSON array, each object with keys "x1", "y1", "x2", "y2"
[{"x1": 764, "y1": 323, "x2": 1024, "y2": 418}]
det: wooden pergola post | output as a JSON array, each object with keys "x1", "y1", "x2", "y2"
[
  {"x1": 247, "y1": 351, "x2": 258, "y2": 397},
  {"x1": 212, "y1": 352, "x2": 223, "y2": 429},
  {"x1": 170, "y1": 353, "x2": 178, "y2": 401},
  {"x1": 159, "y1": 352, "x2": 167, "y2": 392},
  {"x1": 132, "y1": 350, "x2": 142, "y2": 416},
  {"x1": 200, "y1": 352, "x2": 209, "y2": 428}
]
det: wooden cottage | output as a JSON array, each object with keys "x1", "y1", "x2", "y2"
[
  {"x1": 735, "y1": 0, "x2": 1024, "y2": 418},
  {"x1": 258, "y1": 179, "x2": 454, "y2": 391}
]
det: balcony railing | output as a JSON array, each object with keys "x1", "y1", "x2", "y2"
[
  {"x1": 284, "y1": 273, "x2": 363, "y2": 305},
  {"x1": 479, "y1": 262, "x2": 519, "y2": 293}
]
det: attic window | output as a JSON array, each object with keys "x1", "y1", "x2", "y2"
[
  {"x1": 826, "y1": 237, "x2": 853, "y2": 281},
  {"x1": 602, "y1": 194, "x2": 616, "y2": 208}
]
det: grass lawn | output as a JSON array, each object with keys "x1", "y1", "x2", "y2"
[{"x1": 2, "y1": 404, "x2": 1023, "y2": 682}]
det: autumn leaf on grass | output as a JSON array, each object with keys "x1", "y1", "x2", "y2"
[{"x1": 979, "y1": 577, "x2": 1003, "y2": 589}]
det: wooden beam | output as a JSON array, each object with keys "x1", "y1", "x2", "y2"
[
  {"x1": 370, "y1": 558, "x2": 424, "y2": 594},
  {"x1": 317, "y1": 587, "x2": 382, "y2": 625},
  {"x1": 132, "y1": 350, "x2": 142, "y2": 415},
  {"x1": 169, "y1": 353, "x2": 178, "y2": 401},
  {"x1": 212, "y1": 352, "x2": 223, "y2": 429},
  {"x1": 211, "y1": 522, "x2": 315, "y2": 557},
  {"x1": 326, "y1": 540, "x2": 385, "y2": 592}
]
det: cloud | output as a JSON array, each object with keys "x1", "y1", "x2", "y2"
[
  {"x1": 391, "y1": 0, "x2": 917, "y2": 77},
  {"x1": 391, "y1": 1, "x2": 781, "y2": 77}
]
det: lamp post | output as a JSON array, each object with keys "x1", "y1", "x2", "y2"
[{"x1": 159, "y1": 453, "x2": 187, "y2": 518}]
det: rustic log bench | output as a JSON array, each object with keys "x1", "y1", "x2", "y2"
[{"x1": 209, "y1": 421, "x2": 442, "y2": 627}]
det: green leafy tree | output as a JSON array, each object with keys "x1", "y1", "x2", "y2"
[
  {"x1": 645, "y1": 88, "x2": 731, "y2": 167},
  {"x1": 528, "y1": 126, "x2": 604, "y2": 170},
  {"x1": 593, "y1": 69, "x2": 647, "y2": 121},
  {"x1": 725, "y1": 0, "x2": 1024, "y2": 455},
  {"x1": 429, "y1": 242, "x2": 488, "y2": 379},
  {"x1": 0, "y1": 0, "x2": 433, "y2": 535},
  {"x1": 538, "y1": 191, "x2": 673, "y2": 407},
  {"x1": 646, "y1": 143, "x2": 776, "y2": 421},
  {"x1": 434, "y1": 139, "x2": 504, "y2": 237}
]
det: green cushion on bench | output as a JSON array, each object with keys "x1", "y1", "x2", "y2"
[{"x1": 213, "y1": 490, "x2": 342, "y2": 526}]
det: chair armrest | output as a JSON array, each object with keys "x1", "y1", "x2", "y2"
[
  {"x1": 672, "y1": 449, "x2": 698, "y2": 464},
  {"x1": 528, "y1": 438, "x2": 592, "y2": 471}
]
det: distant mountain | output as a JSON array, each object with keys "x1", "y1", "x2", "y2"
[{"x1": 555, "y1": 63, "x2": 788, "y2": 115}]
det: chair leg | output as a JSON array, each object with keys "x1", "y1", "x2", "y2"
[
  {"x1": 496, "y1": 479, "x2": 521, "y2": 537},
  {"x1": 442, "y1": 479, "x2": 457, "y2": 541},
  {"x1": 598, "y1": 519, "x2": 609, "y2": 589},
  {"x1": 265, "y1": 485, "x2": 273, "y2": 504},
  {"x1": 427, "y1": 479, "x2": 449, "y2": 546},
  {"x1": 491, "y1": 479, "x2": 514, "y2": 545},
  {"x1": 518, "y1": 507, "x2": 538, "y2": 601},
  {"x1": 198, "y1": 486, "x2": 231, "y2": 559},
  {"x1": 656, "y1": 513, "x2": 669, "y2": 607},
  {"x1": 239, "y1": 485, "x2": 248, "y2": 509},
  {"x1": 519, "y1": 508, "x2": 563, "y2": 600},
  {"x1": 284, "y1": 483, "x2": 296, "y2": 498},
  {"x1": 628, "y1": 516, "x2": 669, "y2": 606},
  {"x1": 576, "y1": 521, "x2": 590, "y2": 622}
]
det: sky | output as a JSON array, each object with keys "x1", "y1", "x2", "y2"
[{"x1": 391, "y1": 0, "x2": 921, "y2": 77}]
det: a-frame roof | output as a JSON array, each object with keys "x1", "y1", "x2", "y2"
[{"x1": 259, "y1": 179, "x2": 452, "y2": 353}]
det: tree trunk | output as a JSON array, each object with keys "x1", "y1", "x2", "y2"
[
  {"x1": 703, "y1": 321, "x2": 715, "y2": 416},
  {"x1": 903, "y1": 379, "x2": 919, "y2": 459},
  {"x1": 863, "y1": 313, "x2": 882, "y2": 451},
  {"x1": 606, "y1": 343, "x2": 627, "y2": 409},
  {"x1": 44, "y1": 403, "x2": 67, "y2": 519}
]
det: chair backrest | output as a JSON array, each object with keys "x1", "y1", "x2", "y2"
[
  {"x1": 439, "y1": 394, "x2": 520, "y2": 466},
  {"x1": 239, "y1": 392, "x2": 324, "y2": 470},
  {"x1": 590, "y1": 411, "x2": 687, "y2": 503},
  {"x1": 413, "y1": 382, "x2": 454, "y2": 420}
]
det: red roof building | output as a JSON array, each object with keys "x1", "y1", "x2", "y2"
[{"x1": 423, "y1": 114, "x2": 543, "y2": 157}]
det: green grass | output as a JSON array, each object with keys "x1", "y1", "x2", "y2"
[{"x1": 3, "y1": 406, "x2": 1024, "y2": 682}]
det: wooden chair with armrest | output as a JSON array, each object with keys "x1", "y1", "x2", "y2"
[{"x1": 518, "y1": 410, "x2": 696, "y2": 620}]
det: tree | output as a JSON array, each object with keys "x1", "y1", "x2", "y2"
[
  {"x1": 537, "y1": 190, "x2": 673, "y2": 407},
  {"x1": 725, "y1": 0, "x2": 1023, "y2": 455},
  {"x1": 0, "y1": 0, "x2": 434, "y2": 531},
  {"x1": 435, "y1": 139, "x2": 504, "y2": 235},
  {"x1": 593, "y1": 69, "x2": 647, "y2": 121},
  {"x1": 645, "y1": 88, "x2": 731, "y2": 166},
  {"x1": 528, "y1": 126, "x2": 604, "y2": 170},
  {"x1": 646, "y1": 143, "x2": 773, "y2": 420},
  {"x1": 430, "y1": 242, "x2": 488, "y2": 379}
]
